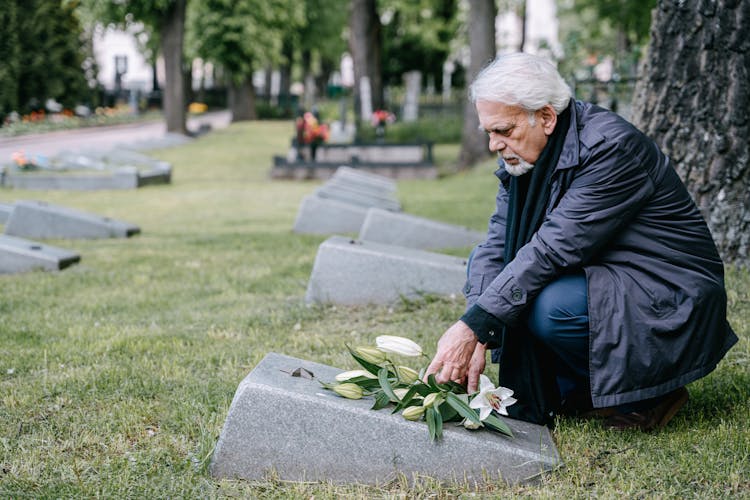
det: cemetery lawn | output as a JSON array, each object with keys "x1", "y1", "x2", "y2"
[{"x1": 1, "y1": 121, "x2": 748, "y2": 498}]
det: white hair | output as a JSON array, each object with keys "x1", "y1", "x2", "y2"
[{"x1": 470, "y1": 52, "x2": 572, "y2": 114}]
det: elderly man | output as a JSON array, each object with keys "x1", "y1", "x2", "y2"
[{"x1": 425, "y1": 53, "x2": 737, "y2": 430}]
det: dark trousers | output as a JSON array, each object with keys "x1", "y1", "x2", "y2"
[{"x1": 526, "y1": 272, "x2": 659, "y2": 413}]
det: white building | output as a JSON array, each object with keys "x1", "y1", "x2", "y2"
[{"x1": 92, "y1": 24, "x2": 160, "y2": 92}]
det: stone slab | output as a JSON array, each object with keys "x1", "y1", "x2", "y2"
[
  {"x1": 359, "y1": 208, "x2": 486, "y2": 250},
  {"x1": 4, "y1": 200, "x2": 140, "y2": 239},
  {"x1": 331, "y1": 166, "x2": 397, "y2": 193},
  {"x1": 211, "y1": 352, "x2": 561, "y2": 485},
  {"x1": 323, "y1": 177, "x2": 395, "y2": 200},
  {"x1": 0, "y1": 203, "x2": 13, "y2": 224},
  {"x1": 292, "y1": 195, "x2": 368, "y2": 235},
  {"x1": 271, "y1": 159, "x2": 438, "y2": 181},
  {"x1": 314, "y1": 183, "x2": 401, "y2": 212},
  {"x1": 0, "y1": 234, "x2": 80, "y2": 274},
  {"x1": 305, "y1": 236, "x2": 467, "y2": 305},
  {"x1": 3, "y1": 168, "x2": 140, "y2": 190}
]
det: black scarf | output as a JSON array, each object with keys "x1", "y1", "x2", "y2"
[{"x1": 496, "y1": 100, "x2": 573, "y2": 426}]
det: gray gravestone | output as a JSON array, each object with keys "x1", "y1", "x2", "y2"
[
  {"x1": 211, "y1": 352, "x2": 562, "y2": 485},
  {"x1": 359, "y1": 208, "x2": 485, "y2": 250},
  {"x1": 292, "y1": 195, "x2": 369, "y2": 235},
  {"x1": 402, "y1": 70, "x2": 422, "y2": 122},
  {"x1": 314, "y1": 184, "x2": 401, "y2": 212},
  {"x1": 4, "y1": 200, "x2": 140, "y2": 239},
  {"x1": 305, "y1": 236, "x2": 467, "y2": 305},
  {"x1": 0, "y1": 203, "x2": 13, "y2": 224},
  {"x1": 332, "y1": 166, "x2": 397, "y2": 193},
  {"x1": 0, "y1": 235, "x2": 80, "y2": 274}
]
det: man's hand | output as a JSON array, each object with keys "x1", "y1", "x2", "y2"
[
  {"x1": 466, "y1": 342, "x2": 487, "y2": 393},
  {"x1": 425, "y1": 320, "x2": 480, "y2": 386}
]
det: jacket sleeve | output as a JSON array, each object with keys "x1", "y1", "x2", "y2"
[
  {"x1": 464, "y1": 175, "x2": 509, "y2": 310},
  {"x1": 475, "y1": 137, "x2": 658, "y2": 327}
]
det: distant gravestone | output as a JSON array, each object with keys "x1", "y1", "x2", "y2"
[
  {"x1": 314, "y1": 183, "x2": 401, "y2": 212},
  {"x1": 0, "y1": 235, "x2": 80, "y2": 274},
  {"x1": 359, "y1": 208, "x2": 485, "y2": 250},
  {"x1": 4, "y1": 200, "x2": 140, "y2": 239},
  {"x1": 332, "y1": 166, "x2": 397, "y2": 193},
  {"x1": 292, "y1": 195, "x2": 369, "y2": 235},
  {"x1": 0, "y1": 203, "x2": 13, "y2": 224},
  {"x1": 305, "y1": 236, "x2": 467, "y2": 305},
  {"x1": 211, "y1": 352, "x2": 562, "y2": 485},
  {"x1": 402, "y1": 71, "x2": 422, "y2": 122},
  {"x1": 359, "y1": 76, "x2": 373, "y2": 122}
]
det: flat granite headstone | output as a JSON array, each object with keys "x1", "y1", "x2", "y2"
[
  {"x1": 0, "y1": 203, "x2": 13, "y2": 224},
  {"x1": 314, "y1": 183, "x2": 401, "y2": 212},
  {"x1": 292, "y1": 195, "x2": 369, "y2": 235},
  {"x1": 305, "y1": 236, "x2": 467, "y2": 305},
  {"x1": 4, "y1": 200, "x2": 140, "y2": 239},
  {"x1": 211, "y1": 352, "x2": 561, "y2": 485},
  {"x1": 359, "y1": 208, "x2": 486, "y2": 250},
  {"x1": 332, "y1": 166, "x2": 397, "y2": 193},
  {"x1": 0, "y1": 234, "x2": 80, "y2": 274}
]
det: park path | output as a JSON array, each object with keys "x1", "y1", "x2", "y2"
[{"x1": 0, "y1": 110, "x2": 232, "y2": 161}]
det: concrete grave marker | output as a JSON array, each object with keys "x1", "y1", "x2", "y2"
[
  {"x1": 314, "y1": 183, "x2": 401, "y2": 212},
  {"x1": 305, "y1": 236, "x2": 467, "y2": 305},
  {"x1": 0, "y1": 235, "x2": 80, "y2": 274},
  {"x1": 292, "y1": 195, "x2": 368, "y2": 235},
  {"x1": 211, "y1": 352, "x2": 562, "y2": 485},
  {"x1": 359, "y1": 208, "x2": 485, "y2": 250},
  {"x1": 4, "y1": 200, "x2": 140, "y2": 239},
  {"x1": 331, "y1": 166, "x2": 397, "y2": 193},
  {"x1": 0, "y1": 203, "x2": 13, "y2": 224}
]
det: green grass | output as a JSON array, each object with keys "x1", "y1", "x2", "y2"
[{"x1": 1, "y1": 120, "x2": 748, "y2": 498}]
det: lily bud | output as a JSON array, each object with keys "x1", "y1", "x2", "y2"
[
  {"x1": 396, "y1": 366, "x2": 419, "y2": 384},
  {"x1": 402, "y1": 406, "x2": 427, "y2": 421},
  {"x1": 354, "y1": 346, "x2": 387, "y2": 364},
  {"x1": 335, "y1": 370, "x2": 377, "y2": 382},
  {"x1": 333, "y1": 383, "x2": 364, "y2": 400},
  {"x1": 422, "y1": 392, "x2": 442, "y2": 408},
  {"x1": 393, "y1": 388, "x2": 409, "y2": 400},
  {"x1": 375, "y1": 335, "x2": 423, "y2": 357},
  {"x1": 462, "y1": 418, "x2": 483, "y2": 430}
]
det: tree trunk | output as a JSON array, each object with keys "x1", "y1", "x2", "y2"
[
  {"x1": 160, "y1": 0, "x2": 187, "y2": 134},
  {"x1": 228, "y1": 77, "x2": 257, "y2": 122},
  {"x1": 279, "y1": 36, "x2": 293, "y2": 110},
  {"x1": 458, "y1": 0, "x2": 496, "y2": 169},
  {"x1": 632, "y1": 0, "x2": 750, "y2": 263},
  {"x1": 349, "y1": 0, "x2": 383, "y2": 122}
]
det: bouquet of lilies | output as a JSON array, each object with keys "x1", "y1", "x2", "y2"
[{"x1": 321, "y1": 335, "x2": 516, "y2": 441}]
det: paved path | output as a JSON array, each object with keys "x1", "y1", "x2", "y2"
[{"x1": 0, "y1": 110, "x2": 232, "y2": 161}]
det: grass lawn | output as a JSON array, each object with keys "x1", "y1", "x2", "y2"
[{"x1": 1, "y1": 121, "x2": 748, "y2": 498}]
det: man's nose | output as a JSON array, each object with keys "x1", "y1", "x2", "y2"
[{"x1": 489, "y1": 134, "x2": 505, "y2": 152}]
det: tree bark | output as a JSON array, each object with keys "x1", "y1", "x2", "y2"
[
  {"x1": 458, "y1": 0, "x2": 496, "y2": 169},
  {"x1": 632, "y1": 0, "x2": 750, "y2": 263},
  {"x1": 228, "y1": 77, "x2": 257, "y2": 122},
  {"x1": 160, "y1": 0, "x2": 187, "y2": 134},
  {"x1": 349, "y1": 0, "x2": 383, "y2": 122}
]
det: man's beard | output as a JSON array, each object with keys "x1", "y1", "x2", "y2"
[{"x1": 501, "y1": 155, "x2": 535, "y2": 176}]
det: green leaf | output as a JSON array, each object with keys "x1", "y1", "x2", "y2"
[
  {"x1": 378, "y1": 367, "x2": 399, "y2": 403},
  {"x1": 426, "y1": 407, "x2": 443, "y2": 441},
  {"x1": 483, "y1": 413, "x2": 514, "y2": 437},
  {"x1": 346, "y1": 345, "x2": 383, "y2": 376},
  {"x1": 445, "y1": 392, "x2": 481, "y2": 425},
  {"x1": 371, "y1": 390, "x2": 391, "y2": 411},
  {"x1": 437, "y1": 401, "x2": 459, "y2": 422},
  {"x1": 392, "y1": 385, "x2": 419, "y2": 413}
]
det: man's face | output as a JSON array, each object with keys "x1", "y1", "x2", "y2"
[{"x1": 476, "y1": 100, "x2": 556, "y2": 167}]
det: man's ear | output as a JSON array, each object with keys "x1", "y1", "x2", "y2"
[{"x1": 539, "y1": 105, "x2": 557, "y2": 135}]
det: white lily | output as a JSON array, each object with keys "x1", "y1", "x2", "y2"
[
  {"x1": 469, "y1": 374, "x2": 517, "y2": 420},
  {"x1": 335, "y1": 369, "x2": 377, "y2": 382},
  {"x1": 375, "y1": 335, "x2": 423, "y2": 357}
]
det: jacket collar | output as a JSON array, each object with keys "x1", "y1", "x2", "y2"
[{"x1": 555, "y1": 99, "x2": 580, "y2": 171}]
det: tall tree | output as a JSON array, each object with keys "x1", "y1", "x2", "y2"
[
  {"x1": 85, "y1": 0, "x2": 188, "y2": 134},
  {"x1": 0, "y1": 0, "x2": 20, "y2": 123},
  {"x1": 349, "y1": 0, "x2": 384, "y2": 121},
  {"x1": 379, "y1": 0, "x2": 459, "y2": 90},
  {"x1": 632, "y1": 0, "x2": 750, "y2": 263},
  {"x1": 188, "y1": 0, "x2": 300, "y2": 121},
  {"x1": 458, "y1": 0, "x2": 496, "y2": 169}
]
